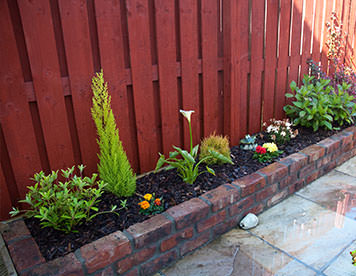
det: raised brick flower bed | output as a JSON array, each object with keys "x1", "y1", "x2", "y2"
[{"x1": 2, "y1": 126, "x2": 356, "y2": 276}]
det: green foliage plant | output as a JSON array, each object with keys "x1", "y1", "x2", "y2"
[
  {"x1": 240, "y1": 134, "x2": 258, "y2": 151},
  {"x1": 284, "y1": 75, "x2": 356, "y2": 131},
  {"x1": 199, "y1": 132, "x2": 232, "y2": 165},
  {"x1": 9, "y1": 165, "x2": 124, "y2": 233},
  {"x1": 91, "y1": 70, "x2": 136, "y2": 197},
  {"x1": 253, "y1": 143, "x2": 283, "y2": 163},
  {"x1": 155, "y1": 110, "x2": 233, "y2": 185}
]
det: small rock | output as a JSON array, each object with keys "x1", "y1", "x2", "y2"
[{"x1": 239, "y1": 213, "x2": 259, "y2": 230}]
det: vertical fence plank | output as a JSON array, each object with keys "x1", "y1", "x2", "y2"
[
  {"x1": 275, "y1": 0, "x2": 291, "y2": 119},
  {"x1": 249, "y1": 0, "x2": 264, "y2": 133},
  {"x1": 0, "y1": 165, "x2": 12, "y2": 220},
  {"x1": 155, "y1": 0, "x2": 181, "y2": 154},
  {"x1": 0, "y1": 1, "x2": 42, "y2": 198},
  {"x1": 312, "y1": 0, "x2": 325, "y2": 63},
  {"x1": 345, "y1": 0, "x2": 356, "y2": 69},
  {"x1": 94, "y1": 0, "x2": 139, "y2": 171},
  {"x1": 300, "y1": 0, "x2": 314, "y2": 78},
  {"x1": 263, "y1": 0, "x2": 278, "y2": 123},
  {"x1": 18, "y1": 0, "x2": 74, "y2": 171},
  {"x1": 179, "y1": 0, "x2": 201, "y2": 147},
  {"x1": 59, "y1": 0, "x2": 98, "y2": 174},
  {"x1": 289, "y1": 0, "x2": 303, "y2": 86},
  {"x1": 201, "y1": 0, "x2": 219, "y2": 137},
  {"x1": 321, "y1": 0, "x2": 334, "y2": 71},
  {"x1": 126, "y1": 0, "x2": 160, "y2": 172},
  {"x1": 223, "y1": 0, "x2": 249, "y2": 144}
]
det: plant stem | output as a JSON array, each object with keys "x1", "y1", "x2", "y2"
[{"x1": 188, "y1": 120, "x2": 193, "y2": 153}]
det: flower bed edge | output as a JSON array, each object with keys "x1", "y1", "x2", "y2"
[{"x1": 2, "y1": 126, "x2": 356, "y2": 276}]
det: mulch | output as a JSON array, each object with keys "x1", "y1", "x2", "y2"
[{"x1": 24, "y1": 126, "x2": 344, "y2": 261}]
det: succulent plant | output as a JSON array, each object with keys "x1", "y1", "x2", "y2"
[{"x1": 240, "y1": 134, "x2": 258, "y2": 151}]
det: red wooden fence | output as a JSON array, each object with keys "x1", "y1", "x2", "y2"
[{"x1": 1, "y1": 0, "x2": 356, "y2": 220}]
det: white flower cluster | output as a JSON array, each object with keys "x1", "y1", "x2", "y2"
[{"x1": 263, "y1": 118, "x2": 298, "y2": 144}]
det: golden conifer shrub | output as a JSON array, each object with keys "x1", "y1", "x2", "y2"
[{"x1": 199, "y1": 133, "x2": 232, "y2": 165}]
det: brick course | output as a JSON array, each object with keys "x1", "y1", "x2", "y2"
[{"x1": 3, "y1": 127, "x2": 356, "y2": 276}]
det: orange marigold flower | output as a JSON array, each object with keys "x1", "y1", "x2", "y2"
[
  {"x1": 143, "y1": 193, "x2": 153, "y2": 201},
  {"x1": 154, "y1": 198, "x2": 161, "y2": 206},
  {"x1": 138, "y1": 200, "x2": 150, "y2": 210}
]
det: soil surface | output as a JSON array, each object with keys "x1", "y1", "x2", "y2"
[{"x1": 24, "y1": 126, "x2": 346, "y2": 261}]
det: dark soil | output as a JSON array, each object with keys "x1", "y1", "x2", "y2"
[{"x1": 25, "y1": 126, "x2": 346, "y2": 261}]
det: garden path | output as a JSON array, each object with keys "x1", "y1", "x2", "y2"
[{"x1": 158, "y1": 156, "x2": 356, "y2": 276}]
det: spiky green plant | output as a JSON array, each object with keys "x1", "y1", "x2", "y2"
[{"x1": 91, "y1": 70, "x2": 136, "y2": 197}]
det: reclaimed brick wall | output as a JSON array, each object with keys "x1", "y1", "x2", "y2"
[{"x1": 2, "y1": 126, "x2": 356, "y2": 276}]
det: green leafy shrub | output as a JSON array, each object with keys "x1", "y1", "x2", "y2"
[
  {"x1": 199, "y1": 133, "x2": 232, "y2": 165},
  {"x1": 284, "y1": 75, "x2": 356, "y2": 131},
  {"x1": 10, "y1": 165, "x2": 122, "y2": 233},
  {"x1": 155, "y1": 110, "x2": 233, "y2": 185},
  {"x1": 240, "y1": 134, "x2": 258, "y2": 151},
  {"x1": 91, "y1": 70, "x2": 136, "y2": 197}
]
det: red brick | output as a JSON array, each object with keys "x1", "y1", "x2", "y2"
[
  {"x1": 8, "y1": 238, "x2": 44, "y2": 272},
  {"x1": 201, "y1": 184, "x2": 240, "y2": 212},
  {"x1": 180, "y1": 232, "x2": 210, "y2": 256},
  {"x1": 279, "y1": 173, "x2": 298, "y2": 189},
  {"x1": 124, "y1": 268, "x2": 139, "y2": 276},
  {"x1": 317, "y1": 138, "x2": 341, "y2": 154},
  {"x1": 301, "y1": 145, "x2": 326, "y2": 162},
  {"x1": 232, "y1": 173, "x2": 266, "y2": 197},
  {"x1": 337, "y1": 151, "x2": 354, "y2": 165},
  {"x1": 22, "y1": 253, "x2": 83, "y2": 276},
  {"x1": 92, "y1": 266, "x2": 115, "y2": 276},
  {"x1": 344, "y1": 126, "x2": 356, "y2": 139},
  {"x1": 126, "y1": 214, "x2": 172, "y2": 248},
  {"x1": 341, "y1": 141, "x2": 353, "y2": 153},
  {"x1": 323, "y1": 160, "x2": 337, "y2": 174},
  {"x1": 341, "y1": 131, "x2": 354, "y2": 145},
  {"x1": 141, "y1": 250, "x2": 177, "y2": 276},
  {"x1": 258, "y1": 162, "x2": 288, "y2": 184},
  {"x1": 279, "y1": 153, "x2": 308, "y2": 172},
  {"x1": 305, "y1": 171, "x2": 319, "y2": 184},
  {"x1": 117, "y1": 246, "x2": 156, "y2": 274},
  {"x1": 248, "y1": 204, "x2": 264, "y2": 215},
  {"x1": 197, "y1": 210, "x2": 226, "y2": 233},
  {"x1": 2, "y1": 219, "x2": 31, "y2": 243},
  {"x1": 229, "y1": 196, "x2": 255, "y2": 217},
  {"x1": 267, "y1": 190, "x2": 288, "y2": 207},
  {"x1": 212, "y1": 217, "x2": 240, "y2": 237},
  {"x1": 288, "y1": 180, "x2": 305, "y2": 194},
  {"x1": 298, "y1": 163, "x2": 315, "y2": 179},
  {"x1": 80, "y1": 231, "x2": 131, "y2": 273},
  {"x1": 160, "y1": 227, "x2": 194, "y2": 252},
  {"x1": 256, "y1": 184, "x2": 278, "y2": 202},
  {"x1": 316, "y1": 155, "x2": 332, "y2": 169},
  {"x1": 166, "y1": 198, "x2": 209, "y2": 230}
]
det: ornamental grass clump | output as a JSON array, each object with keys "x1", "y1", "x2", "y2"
[
  {"x1": 253, "y1": 143, "x2": 283, "y2": 163},
  {"x1": 91, "y1": 70, "x2": 136, "y2": 197},
  {"x1": 263, "y1": 118, "x2": 298, "y2": 145},
  {"x1": 199, "y1": 133, "x2": 232, "y2": 165},
  {"x1": 155, "y1": 110, "x2": 233, "y2": 184},
  {"x1": 9, "y1": 165, "x2": 121, "y2": 233}
]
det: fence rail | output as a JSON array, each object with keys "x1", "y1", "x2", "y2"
[{"x1": 1, "y1": 0, "x2": 355, "y2": 220}]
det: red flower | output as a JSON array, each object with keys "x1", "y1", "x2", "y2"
[
  {"x1": 154, "y1": 198, "x2": 161, "y2": 206},
  {"x1": 256, "y1": 146, "x2": 266, "y2": 154}
]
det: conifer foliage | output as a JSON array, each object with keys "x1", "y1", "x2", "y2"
[{"x1": 91, "y1": 70, "x2": 136, "y2": 197}]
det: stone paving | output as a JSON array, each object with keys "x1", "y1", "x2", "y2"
[{"x1": 158, "y1": 156, "x2": 356, "y2": 276}]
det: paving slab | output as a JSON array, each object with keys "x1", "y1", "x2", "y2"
[
  {"x1": 336, "y1": 155, "x2": 356, "y2": 177},
  {"x1": 323, "y1": 239, "x2": 356, "y2": 276},
  {"x1": 162, "y1": 229, "x2": 315, "y2": 276},
  {"x1": 296, "y1": 170, "x2": 356, "y2": 220}
]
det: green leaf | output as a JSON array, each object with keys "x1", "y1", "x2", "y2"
[
  {"x1": 155, "y1": 154, "x2": 166, "y2": 172},
  {"x1": 299, "y1": 111, "x2": 306, "y2": 117},
  {"x1": 322, "y1": 120, "x2": 333, "y2": 130},
  {"x1": 285, "y1": 93, "x2": 294, "y2": 98},
  {"x1": 293, "y1": 101, "x2": 303, "y2": 108},
  {"x1": 206, "y1": 166, "x2": 215, "y2": 176},
  {"x1": 173, "y1": 146, "x2": 195, "y2": 164},
  {"x1": 208, "y1": 149, "x2": 233, "y2": 164},
  {"x1": 191, "y1": 145, "x2": 199, "y2": 158}
]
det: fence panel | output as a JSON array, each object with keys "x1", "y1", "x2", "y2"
[{"x1": 0, "y1": 0, "x2": 354, "y2": 220}]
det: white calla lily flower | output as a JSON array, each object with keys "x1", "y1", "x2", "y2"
[{"x1": 180, "y1": 110, "x2": 194, "y2": 123}]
